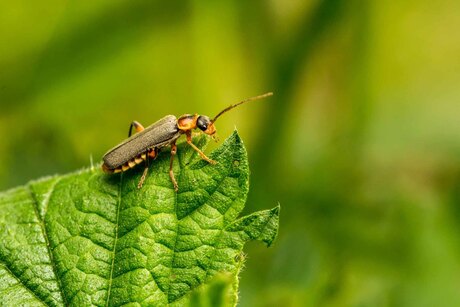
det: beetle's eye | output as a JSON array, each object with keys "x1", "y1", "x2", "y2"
[{"x1": 197, "y1": 115, "x2": 210, "y2": 131}]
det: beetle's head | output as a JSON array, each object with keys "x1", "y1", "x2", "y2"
[{"x1": 196, "y1": 115, "x2": 217, "y2": 137}]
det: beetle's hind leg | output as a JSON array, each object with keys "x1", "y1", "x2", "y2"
[
  {"x1": 137, "y1": 148, "x2": 158, "y2": 189},
  {"x1": 129, "y1": 121, "x2": 145, "y2": 137}
]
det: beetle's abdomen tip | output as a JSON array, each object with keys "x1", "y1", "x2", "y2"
[{"x1": 102, "y1": 163, "x2": 114, "y2": 173}]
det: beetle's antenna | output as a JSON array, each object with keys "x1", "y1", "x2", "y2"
[{"x1": 211, "y1": 92, "x2": 273, "y2": 123}]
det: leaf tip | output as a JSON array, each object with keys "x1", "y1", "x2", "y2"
[{"x1": 265, "y1": 205, "x2": 280, "y2": 248}]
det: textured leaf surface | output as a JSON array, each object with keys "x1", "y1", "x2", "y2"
[{"x1": 0, "y1": 131, "x2": 279, "y2": 306}]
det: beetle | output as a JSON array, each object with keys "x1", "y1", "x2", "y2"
[{"x1": 102, "y1": 92, "x2": 273, "y2": 191}]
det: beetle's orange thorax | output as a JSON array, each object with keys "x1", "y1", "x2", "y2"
[{"x1": 177, "y1": 114, "x2": 198, "y2": 131}]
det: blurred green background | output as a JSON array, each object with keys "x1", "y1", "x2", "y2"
[{"x1": 1, "y1": 1, "x2": 460, "y2": 306}]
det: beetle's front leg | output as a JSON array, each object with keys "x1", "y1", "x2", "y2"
[
  {"x1": 186, "y1": 131, "x2": 216, "y2": 164},
  {"x1": 169, "y1": 142, "x2": 179, "y2": 192}
]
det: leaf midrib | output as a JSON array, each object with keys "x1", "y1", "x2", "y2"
[
  {"x1": 28, "y1": 179, "x2": 67, "y2": 307},
  {"x1": 105, "y1": 173, "x2": 123, "y2": 307}
]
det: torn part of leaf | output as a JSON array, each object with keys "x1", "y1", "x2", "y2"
[{"x1": 0, "y1": 131, "x2": 280, "y2": 306}]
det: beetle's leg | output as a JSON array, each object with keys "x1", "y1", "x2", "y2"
[
  {"x1": 138, "y1": 167, "x2": 148, "y2": 189},
  {"x1": 129, "y1": 121, "x2": 145, "y2": 137},
  {"x1": 137, "y1": 148, "x2": 158, "y2": 189},
  {"x1": 138, "y1": 150, "x2": 150, "y2": 189},
  {"x1": 148, "y1": 147, "x2": 158, "y2": 159},
  {"x1": 186, "y1": 131, "x2": 216, "y2": 164},
  {"x1": 169, "y1": 142, "x2": 179, "y2": 192}
]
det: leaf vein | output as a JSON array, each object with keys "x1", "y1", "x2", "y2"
[{"x1": 0, "y1": 260, "x2": 49, "y2": 306}]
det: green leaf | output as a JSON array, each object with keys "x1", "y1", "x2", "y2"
[{"x1": 0, "y1": 131, "x2": 279, "y2": 306}]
